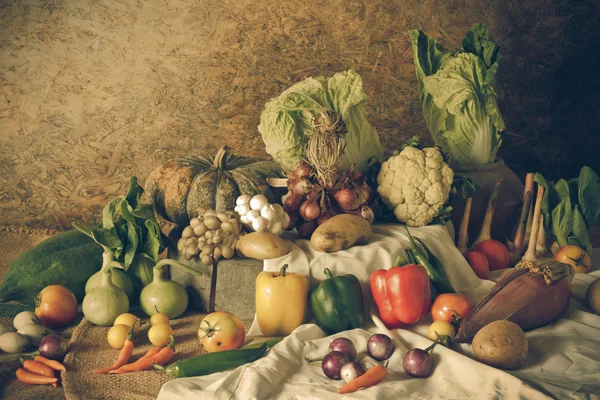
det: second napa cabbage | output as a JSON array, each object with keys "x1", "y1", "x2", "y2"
[
  {"x1": 258, "y1": 70, "x2": 383, "y2": 174},
  {"x1": 409, "y1": 24, "x2": 506, "y2": 166}
]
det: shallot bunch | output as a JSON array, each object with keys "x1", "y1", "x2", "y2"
[{"x1": 282, "y1": 163, "x2": 375, "y2": 238}]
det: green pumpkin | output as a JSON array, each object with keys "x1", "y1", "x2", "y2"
[{"x1": 145, "y1": 146, "x2": 284, "y2": 226}]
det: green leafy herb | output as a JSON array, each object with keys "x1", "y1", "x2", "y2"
[
  {"x1": 534, "y1": 167, "x2": 600, "y2": 255},
  {"x1": 73, "y1": 177, "x2": 165, "y2": 289},
  {"x1": 409, "y1": 23, "x2": 505, "y2": 166}
]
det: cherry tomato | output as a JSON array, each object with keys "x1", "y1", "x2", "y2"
[
  {"x1": 427, "y1": 320, "x2": 455, "y2": 345},
  {"x1": 148, "y1": 323, "x2": 174, "y2": 346},
  {"x1": 198, "y1": 311, "x2": 245, "y2": 353},
  {"x1": 35, "y1": 285, "x2": 78, "y2": 328},
  {"x1": 114, "y1": 313, "x2": 142, "y2": 334},
  {"x1": 431, "y1": 293, "x2": 473, "y2": 323},
  {"x1": 554, "y1": 245, "x2": 591, "y2": 274},
  {"x1": 150, "y1": 313, "x2": 170, "y2": 326},
  {"x1": 107, "y1": 324, "x2": 130, "y2": 349}
]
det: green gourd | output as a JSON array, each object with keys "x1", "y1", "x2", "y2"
[
  {"x1": 85, "y1": 253, "x2": 135, "y2": 300},
  {"x1": 0, "y1": 230, "x2": 103, "y2": 306},
  {"x1": 139, "y1": 260, "x2": 202, "y2": 319},
  {"x1": 82, "y1": 261, "x2": 129, "y2": 326}
]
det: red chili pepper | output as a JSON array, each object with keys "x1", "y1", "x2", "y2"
[{"x1": 370, "y1": 264, "x2": 431, "y2": 329}]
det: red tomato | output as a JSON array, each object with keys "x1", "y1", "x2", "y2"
[
  {"x1": 554, "y1": 245, "x2": 591, "y2": 274},
  {"x1": 35, "y1": 285, "x2": 78, "y2": 328},
  {"x1": 198, "y1": 311, "x2": 246, "y2": 353},
  {"x1": 431, "y1": 293, "x2": 473, "y2": 323}
]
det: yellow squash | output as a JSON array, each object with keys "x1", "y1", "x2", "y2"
[{"x1": 255, "y1": 264, "x2": 308, "y2": 336}]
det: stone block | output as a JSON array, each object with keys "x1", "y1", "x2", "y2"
[{"x1": 167, "y1": 244, "x2": 263, "y2": 320}]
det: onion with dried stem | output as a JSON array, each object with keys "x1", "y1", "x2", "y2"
[{"x1": 305, "y1": 110, "x2": 346, "y2": 188}]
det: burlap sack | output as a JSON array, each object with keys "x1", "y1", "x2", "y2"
[
  {"x1": 0, "y1": 228, "x2": 251, "y2": 400},
  {"x1": 62, "y1": 312, "x2": 254, "y2": 400},
  {"x1": 0, "y1": 228, "x2": 67, "y2": 400}
]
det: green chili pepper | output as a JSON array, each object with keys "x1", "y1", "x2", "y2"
[
  {"x1": 154, "y1": 338, "x2": 282, "y2": 378},
  {"x1": 404, "y1": 227, "x2": 454, "y2": 294}
]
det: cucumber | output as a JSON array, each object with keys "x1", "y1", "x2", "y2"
[{"x1": 0, "y1": 230, "x2": 104, "y2": 306}]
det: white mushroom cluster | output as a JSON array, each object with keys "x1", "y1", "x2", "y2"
[
  {"x1": 177, "y1": 209, "x2": 242, "y2": 265},
  {"x1": 234, "y1": 194, "x2": 290, "y2": 236}
]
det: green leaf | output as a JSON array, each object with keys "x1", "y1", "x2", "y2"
[
  {"x1": 131, "y1": 203, "x2": 157, "y2": 221},
  {"x1": 551, "y1": 197, "x2": 572, "y2": 248},
  {"x1": 578, "y1": 166, "x2": 600, "y2": 228},
  {"x1": 72, "y1": 222, "x2": 94, "y2": 239},
  {"x1": 141, "y1": 220, "x2": 163, "y2": 262},
  {"x1": 125, "y1": 176, "x2": 144, "y2": 210},
  {"x1": 568, "y1": 178, "x2": 579, "y2": 209},
  {"x1": 102, "y1": 197, "x2": 123, "y2": 230},
  {"x1": 452, "y1": 174, "x2": 481, "y2": 199},
  {"x1": 461, "y1": 23, "x2": 501, "y2": 69},
  {"x1": 554, "y1": 179, "x2": 570, "y2": 203},
  {"x1": 571, "y1": 205, "x2": 593, "y2": 256}
]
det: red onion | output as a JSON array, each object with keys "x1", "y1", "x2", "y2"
[
  {"x1": 367, "y1": 334, "x2": 394, "y2": 361},
  {"x1": 360, "y1": 205, "x2": 375, "y2": 224},
  {"x1": 296, "y1": 219, "x2": 317, "y2": 238},
  {"x1": 290, "y1": 162, "x2": 313, "y2": 179},
  {"x1": 288, "y1": 177, "x2": 313, "y2": 195},
  {"x1": 321, "y1": 351, "x2": 349, "y2": 380},
  {"x1": 286, "y1": 211, "x2": 300, "y2": 230},
  {"x1": 39, "y1": 334, "x2": 68, "y2": 361},
  {"x1": 340, "y1": 362, "x2": 365, "y2": 383},
  {"x1": 334, "y1": 187, "x2": 362, "y2": 211},
  {"x1": 300, "y1": 198, "x2": 321, "y2": 221},
  {"x1": 329, "y1": 337, "x2": 357, "y2": 361},
  {"x1": 317, "y1": 212, "x2": 332, "y2": 225},
  {"x1": 283, "y1": 192, "x2": 305, "y2": 213}
]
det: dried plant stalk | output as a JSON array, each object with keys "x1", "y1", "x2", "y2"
[{"x1": 305, "y1": 110, "x2": 346, "y2": 188}]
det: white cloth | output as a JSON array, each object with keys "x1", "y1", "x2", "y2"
[{"x1": 158, "y1": 224, "x2": 600, "y2": 400}]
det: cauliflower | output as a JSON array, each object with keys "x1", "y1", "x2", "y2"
[{"x1": 377, "y1": 145, "x2": 454, "y2": 226}]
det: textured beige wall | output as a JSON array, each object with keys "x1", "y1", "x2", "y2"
[{"x1": 1, "y1": 0, "x2": 598, "y2": 229}]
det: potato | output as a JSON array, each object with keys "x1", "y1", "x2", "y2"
[
  {"x1": 235, "y1": 231, "x2": 290, "y2": 260},
  {"x1": 310, "y1": 214, "x2": 371, "y2": 253},
  {"x1": 472, "y1": 320, "x2": 528, "y2": 370}
]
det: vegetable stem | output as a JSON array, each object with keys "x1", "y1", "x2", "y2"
[
  {"x1": 279, "y1": 264, "x2": 288, "y2": 277},
  {"x1": 153, "y1": 259, "x2": 202, "y2": 281},
  {"x1": 514, "y1": 173, "x2": 534, "y2": 250},
  {"x1": 522, "y1": 185, "x2": 545, "y2": 261},
  {"x1": 457, "y1": 197, "x2": 473, "y2": 254},
  {"x1": 473, "y1": 180, "x2": 503, "y2": 246},
  {"x1": 508, "y1": 173, "x2": 534, "y2": 265}
]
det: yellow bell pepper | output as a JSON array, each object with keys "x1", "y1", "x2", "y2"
[{"x1": 255, "y1": 264, "x2": 308, "y2": 336}]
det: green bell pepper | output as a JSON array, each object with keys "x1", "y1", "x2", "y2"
[{"x1": 309, "y1": 268, "x2": 364, "y2": 334}]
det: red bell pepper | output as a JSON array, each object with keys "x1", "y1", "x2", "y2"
[{"x1": 370, "y1": 264, "x2": 431, "y2": 329}]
